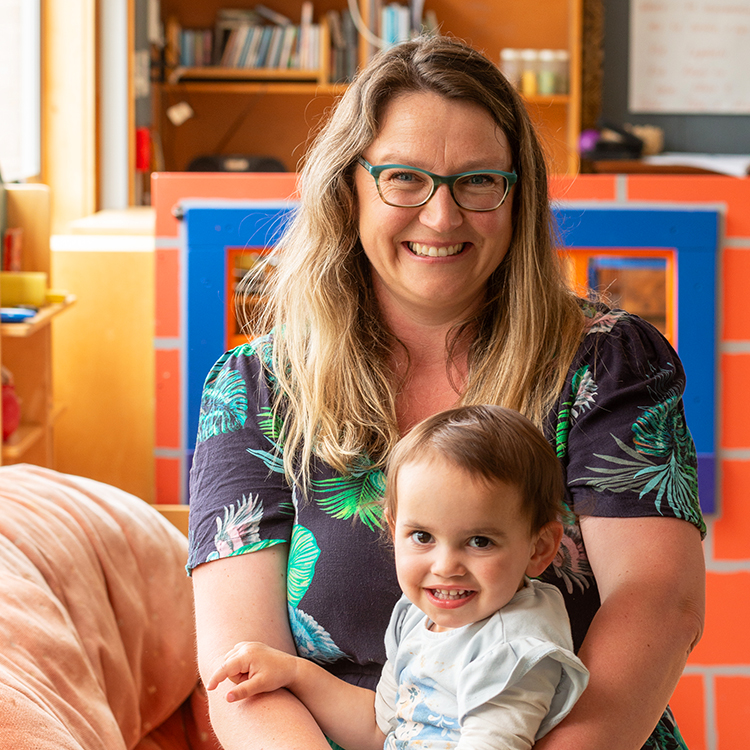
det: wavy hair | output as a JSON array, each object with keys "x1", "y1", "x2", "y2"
[{"x1": 241, "y1": 35, "x2": 584, "y2": 485}]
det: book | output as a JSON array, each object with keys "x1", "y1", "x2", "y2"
[
  {"x1": 241, "y1": 26, "x2": 264, "y2": 68},
  {"x1": 215, "y1": 8, "x2": 262, "y2": 63},
  {"x1": 254, "y1": 3, "x2": 292, "y2": 26},
  {"x1": 253, "y1": 25, "x2": 275, "y2": 68},
  {"x1": 265, "y1": 25, "x2": 285, "y2": 68},
  {"x1": 235, "y1": 25, "x2": 257, "y2": 67},
  {"x1": 278, "y1": 25, "x2": 298, "y2": 69}
]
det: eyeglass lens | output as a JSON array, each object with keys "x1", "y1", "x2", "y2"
[{"x1": 377, "y1": 167, "x2": 509, "y2": 210}]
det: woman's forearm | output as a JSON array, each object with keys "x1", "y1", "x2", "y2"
[
  {"x1": 533, "y1": 580, "x2": 702, "y2": 749},
  {"x1": 206, "y1": 681, "x2": 332, "y2": 750},
  {"x1": 535, "y1": 516, "x2": 705, "y2": 750}
]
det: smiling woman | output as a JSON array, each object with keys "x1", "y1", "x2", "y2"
[{"x1": 187, "y1": 35, "x2": 705, "y2": 750}]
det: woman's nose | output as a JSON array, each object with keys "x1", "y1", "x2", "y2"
[{"x1": 418, "y1": 184, "x2": 463, "y2": 232}]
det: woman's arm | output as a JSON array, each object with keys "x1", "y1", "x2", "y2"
[
  {"x1": 193, "y1": 546, "x2": 332, "y2": 750},
  {"x1": 534, "y1": 515, "x2": 705, "y2": 750},
  {"x1": 207, "y1": 641, "x2": 386, "y2": 750}
]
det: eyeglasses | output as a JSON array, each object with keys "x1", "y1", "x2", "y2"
[{"x1": 356, "y1": 157, "x2": 517, "y2": 212}]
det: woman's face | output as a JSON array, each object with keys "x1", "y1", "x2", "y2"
[{"x1": 354, "y1": 91, "x2": 515, "y2": 324}]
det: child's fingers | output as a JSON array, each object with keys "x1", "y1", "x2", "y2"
[{"x1": 206, "y1": 646, "x2": 254, "y2": 690}]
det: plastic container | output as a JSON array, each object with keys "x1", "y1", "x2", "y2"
[
  {"x1": 499, "y1": 48, "x2": 522, "y2": 89},
  {"x1": 553, "y1": 49, "x2": 570, "y2": 94},
  {"x1": 520, "y1": 49, "x2": 539, "y2": 96},
  {"x1": 0, "y1": 271, "x2": 47, "y2": 307},
  {"x1": 537, "y1": 49, "x2": 557, "y2": 95}
]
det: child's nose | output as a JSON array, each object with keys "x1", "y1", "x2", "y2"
[{"x1": 431, "y1": 547, "x2": 466, "y2": 577}]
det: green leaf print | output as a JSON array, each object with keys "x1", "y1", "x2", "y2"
[
  {"x1": 246, "y1": 406, "x2": 287, "y2": 474},
  {"x1": 572, "y1": 367, "x2": 704, "y2": 530},
  {"x1": 555, "y1": 365, "x2": 594, "y2": 459},
  {"x1": 197, "y1": 366, "x2": 248, "y2": 442},
  {"x1": 287, "y1": 524, "x2": 320, "y2": 607},
  {"x1": 312, "y1": 468, "x2": 386, "y2": 530}
]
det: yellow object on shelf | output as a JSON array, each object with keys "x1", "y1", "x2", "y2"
[
  {"x1": 45, "y1": 289, "x2": 69, "y2": 304},
  {"x1": 0, "y1": 272, "x2": 48, "y2": 307}
]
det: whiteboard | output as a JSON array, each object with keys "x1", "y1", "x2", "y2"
[{"x1": 630, "y1": 0, "x2": 750, "y2": 114}]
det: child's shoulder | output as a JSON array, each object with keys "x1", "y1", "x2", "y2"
[{"x1": 496, "y1": 579, "x2": 572, "y2": 647}]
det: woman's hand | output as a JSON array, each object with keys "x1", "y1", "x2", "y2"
[{"x1": 207, "y1": 641, "x2": 301, "y2": 703}]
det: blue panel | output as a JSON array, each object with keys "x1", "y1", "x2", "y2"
[
  {"x1": 181, "y1": 201, "x2": 718, "y2": 513},
  {"x1": 554, "y1": 206, "x2": 719, "y2": 513},
  {"x1": 184, "y1": 203, "x2": 295, "y2": 450}
]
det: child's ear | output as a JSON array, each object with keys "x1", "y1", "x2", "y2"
[
  {"x1": 525, "y1": 521, "x2": 563, "y2": 578},
  {"x1": 383, "y1": 507, "x2": 395, "y2": 534}
]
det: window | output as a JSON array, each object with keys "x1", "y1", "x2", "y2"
[{"x1": 0, "y1": 0, "x2": 41, "y2": 181}]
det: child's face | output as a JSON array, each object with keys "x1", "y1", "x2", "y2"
[{"x1": 391, "y1": 458, "x2": 556, "y2": 632}]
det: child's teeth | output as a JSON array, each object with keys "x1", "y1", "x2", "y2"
[{"x1": 433, "y1": 589, "x2": 470, "y2": 600}]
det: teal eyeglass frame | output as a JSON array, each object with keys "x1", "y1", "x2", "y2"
[{"x1": 356, "y1": 157, "x2": 518, "y2": 212}]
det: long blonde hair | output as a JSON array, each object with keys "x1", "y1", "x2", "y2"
[{"x1": 242, "y1": 35, "x2": 584, "y2": 485}]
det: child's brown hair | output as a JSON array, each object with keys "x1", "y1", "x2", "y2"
[{"x1": 384, "y1": 405, "x2": 566, "y2": 533}]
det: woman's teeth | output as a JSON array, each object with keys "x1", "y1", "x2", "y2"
[
  {"x1": 431, "y1": 589, "x2": 472, "y2": 600},
  {"x1": 408, "y1": 242, "x2": 464, "y2": 257}
]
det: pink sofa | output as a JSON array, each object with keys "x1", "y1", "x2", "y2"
[{"x1": 0, "y1": 464, "x2": 218, "y2": 749}]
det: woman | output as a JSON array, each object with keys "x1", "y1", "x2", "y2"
[{"x1": 188, "y1": 36, "x2": 705, "y2": 749}]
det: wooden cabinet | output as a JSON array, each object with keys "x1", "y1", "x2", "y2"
[
  {"x1": 153, "y1": 0, "x2": 582, "y2": 175},
  {"x1": 1, "y1": 185, "x2": 74, "y2": 467}
]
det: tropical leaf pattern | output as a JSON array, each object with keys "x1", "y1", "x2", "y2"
[
  {"x1": 196, "y1": 365, "x2": 248, "y2": 442},
  {"x1": 287, "y1": 523, "x2": 320, "y2": 608},
  {"x1": 572, "y1": 364, "x2": 704, "y2": 530},
  {"x1": 205, "y1": 493, "x2": 284, "y2": 562},
  {"x1": 311, "y1": 467, "x2": 386, "y2": 530},
  {"x1": 288, "y1": 604, "x2": 347, "y2": 663}
]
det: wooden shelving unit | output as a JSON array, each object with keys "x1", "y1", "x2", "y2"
[
  {"x1": 152, "y1": 0, "x2": 582, "y2": 175},
  {"x1": 1, "y1": 185, "x2": 74, "y2": 468}
]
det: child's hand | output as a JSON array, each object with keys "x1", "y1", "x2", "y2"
[{"x1": 206, "y1": 641, "x2": 299, "y2": 703}]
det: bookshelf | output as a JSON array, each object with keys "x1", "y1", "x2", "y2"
[
  {"x1": 152, "y1": 0, "x2": 582, "y2": 174},
  {"x1": 0, "y1": 185, "x2": 75, "y2": 468}
]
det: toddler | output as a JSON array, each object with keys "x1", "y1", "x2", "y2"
[{"x1": 207, "y1": 405, "x2": 589, "y2": 750}]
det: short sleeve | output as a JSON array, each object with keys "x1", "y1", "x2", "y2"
[
  {"x1": 552, "y1": 310, "x2": 705, "y2": 535},
  {"x1": 374, "y1": 660, "x2": 398, "y2": 736},
  {"x1": 187, "y1": 339, "x2": 294, "y2": 573}
]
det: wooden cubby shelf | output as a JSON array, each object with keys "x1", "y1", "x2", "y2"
[
  {"x1": 153, "y1": 0, "x2": 582, "y2": 175},
  {"x1": 1, "y1": 296, "x2": 76, "y2": 338}
]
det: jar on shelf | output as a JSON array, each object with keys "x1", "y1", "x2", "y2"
[
  {"x1": 520, "y1": 49, "x2": 539, "y2": 96},
  {"x1": 553, "y1": 49, "x2": 570, "y2": 94},
  {"x1": 499, "y1": 48, "x2": 522, "y2": 89},
  {"x1": 537, "y1": 49, "x2": 557, "y2": 95}
]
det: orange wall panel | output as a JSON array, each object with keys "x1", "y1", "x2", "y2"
[
  {"x1": 627, "y1": 176, "x2": 750, "y2": 238},
  {"x1": 549, "y1": 174, "x2": 618, "y2": 202},
  {"x1": 720, "y1": 353, "x2": 750, "y2": 449},
  {"x1": 689, "y1": 571, "x2": 750, "y2": 665},
  {"x1": 715, "y1": 676, "x2": 750, "y2": 749},
  {"x1": 722, "y1": 247, "x2": 750, "y2": 341},
  {"x1": 670, "y1": 674, "x2": 706, "y2": 750},
  {"x1": 155, "y1": 348, "x2": 181, "y2": 449},
  {"x1": 155, "y1": 456, "x2": 182, "y2": 505},
  {"x1": 152, "y1": 172, "x2": 299, "y2": 238},
  {"x1": 155, "y1": 247, "x2": 180, "y2": 338},
  {"x1": 713, "y1": 460, "x2": 750, "y2": 559}
]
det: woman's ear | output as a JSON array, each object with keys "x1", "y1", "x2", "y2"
[{"x1": 525, "y1": 521, "x2": 563, "y2": 578}]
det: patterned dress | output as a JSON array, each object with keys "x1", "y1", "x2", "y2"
[{"x1": 188, "y1": 304, "x2": 705, "y2": 749}]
